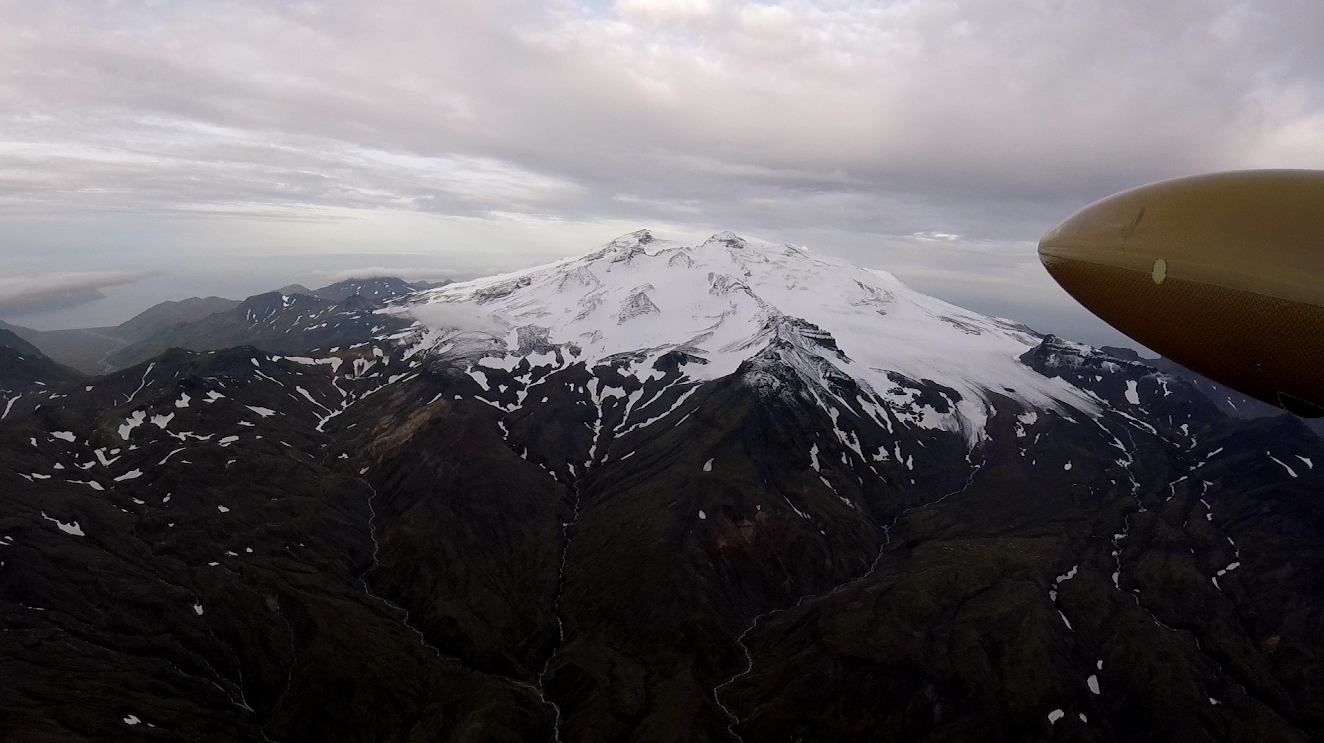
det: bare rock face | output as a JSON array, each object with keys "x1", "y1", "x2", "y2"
[
  {"x1": 616, "y1": 286, "x2": 660, "y2": 324},
  {"x1": 3, "y1": 233, "x2": 1324, "y2": 742}
]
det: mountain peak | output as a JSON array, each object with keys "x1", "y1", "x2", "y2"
[
  {"x1": 701, "y1": 230, "x2": 747, "y2": 250},
  {"x1": 583, "y1": 229, "x2": 658, "y2": 262},
  {"x1": 620, "y1": 228, "x2": 656, "y2": 245},
  {"x1": 396, "y1": 231, "x2": 1097, "y2": 443}
]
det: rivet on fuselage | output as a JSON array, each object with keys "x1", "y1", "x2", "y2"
[{"x1": 1151, "y1": 258, "x2": 1167, "y2": 285}]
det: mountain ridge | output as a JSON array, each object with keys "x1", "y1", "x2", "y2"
[
  {"x1": 395, "y1": 230, "x2": 1100, "y2": 444},
  {"x1": 4, "y1": 276, "x2": 451, "y2": 374}
]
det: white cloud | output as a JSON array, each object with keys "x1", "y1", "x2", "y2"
[
  {"x1": 614, "y1": 0, "x2": 714, "y2": 24},
  {"x1": 913, "y1": 232, "x2": 959, "y2": 243}
]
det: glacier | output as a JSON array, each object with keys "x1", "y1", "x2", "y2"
[{"x1": 392, "y1": 230, "x2": 1098, "y2": 443}]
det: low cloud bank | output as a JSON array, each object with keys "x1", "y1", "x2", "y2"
[
  {"x1": 0, "y1": 271, "x2": 156, "y2": 315},
  {"x1": 304, "y1": 267, "x2": 466, "y2": 286}
]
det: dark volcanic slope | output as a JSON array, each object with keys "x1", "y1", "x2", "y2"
[
  {"x1": 720, "y1": 344, "x2": 1324, "y2": 743},
  {"x1": 114, "y1": 297, "x2": 245, "y2": 342},
  {"x1": 7, "y1": 278, "x2": 434, "y2": 375},
  {"x1": 1, "y1": 343, "x2": 84, "y2": 403},
  {"x1": 3, "y1": 330, "x2": 1323, "y2": 742},
  {"x1": 1, "y1": 346, "x2": 558, "y2": 742},
  {"x1": 0, "y1": 328, "x2": 43, "y2": 357},
  {"x1": 104, "y1": 292, "x2": 411, "y2": 370},
  {"x1": 310, "y1": 277, "x2": 426, "y2": 303},
  {"x1": 3, "y1": 297, "x2": 243, "y2": 375}
]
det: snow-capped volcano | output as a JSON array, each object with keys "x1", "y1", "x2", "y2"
[
  {"x1": 396, "y1": 230, "x2": 1094, "y2": 442},
  {"x1": 8, "y1": 233, "x2": 1324, "y2": 742}
]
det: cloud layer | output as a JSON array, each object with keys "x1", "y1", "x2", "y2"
[
  {"x1": 305, "y1": 267, "x2": 465, "y2": 285},
  {"x1": 4, "y1": 1, "x2": 1321, "y2": 226},
  {"x1": 1, "y1": 0, "x2": 1322, "y2": 339},
  {"x1": 0, "y1": 270, "x2": 155, "y2": 314}
]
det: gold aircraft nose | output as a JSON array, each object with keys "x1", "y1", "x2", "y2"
[{"x1": 1039, "y1": 170, "x2": 1324, "y2": 416}]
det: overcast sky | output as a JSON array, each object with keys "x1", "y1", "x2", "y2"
[{"x1": 2, "y1": 0, "x2": 1322, "y2": 345}]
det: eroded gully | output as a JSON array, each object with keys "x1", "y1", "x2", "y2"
[
  {"x1": 712, "y1": 455, "x2": 987, "y2": 743},
  {"x1": 358, "y1": 478, "x2": 575, "y2": 741}
]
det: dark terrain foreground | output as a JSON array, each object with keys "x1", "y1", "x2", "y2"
[{"x1": 2, "y1": 240, "x2": 1323, "y2": 742}]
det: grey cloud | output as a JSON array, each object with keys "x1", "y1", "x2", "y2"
[
  {"x1": 5, "y1": 1, "x2": 1321, "y2": 217},
  {"x1": 0, "y1": 270, "x2": 156, "y2": 314},
  {"x1": 0, "y1": 0, "x2": 1322, "y2": 337},
  {"x1": 304, "y1": 267, "x2": 467, "y2": 285}
]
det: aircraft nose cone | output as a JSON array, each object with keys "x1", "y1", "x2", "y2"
[
  {"x1": 1037, "y1": 169, "x2": 1324, "y2": 415},
  {"x1": 1038, "y1": 198, "x2": 1144, "y2": 266},
  {"x1": 1037, "y1": 184, "x2": 1158, "y2": 320},
  {"x1": 1040, "y1": 169, "x2": 1324, "y2": 305}
]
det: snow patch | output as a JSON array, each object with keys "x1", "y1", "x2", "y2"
[
  {"x1": 467, "y1": 368, "x2": 490, "y2": 391},
  {"x1": 1124, "y1": 380, "x2": 1141, "y2": 405},
  {"x1": 117, "y1": 411, "x2": 146, "y2": 441},
  {"x1": 285, "y1": 356, "x2": 345, "y2": 373},
  {"x1": 41, "y1": 512, "x2": 84, "y2": 537},
  {"x1": 1268, "y1": 452, "x2": 1299, "y2": 478}
]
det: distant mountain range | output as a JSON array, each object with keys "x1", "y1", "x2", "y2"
[
  {"x1": 0, "y1": 277, "x2": 450, "y2": 374},
  {"x1": 2, "y1": 234, "x2": 1322, "y2": 742}
]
